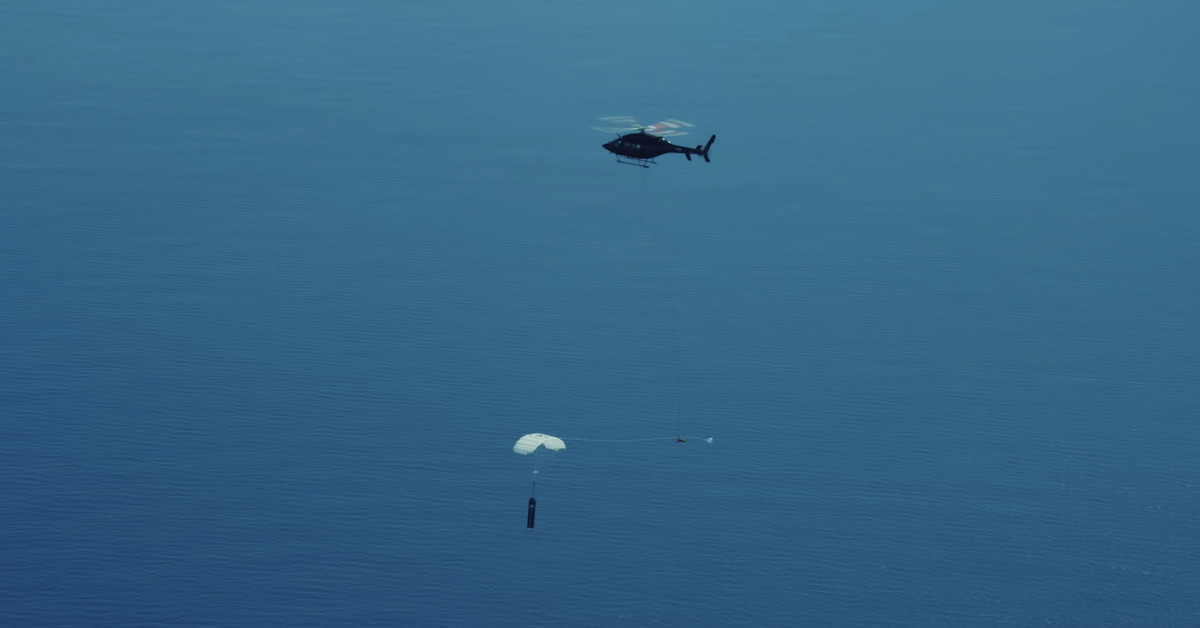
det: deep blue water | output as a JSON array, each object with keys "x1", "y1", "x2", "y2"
[{"x1": 2, "y1": 1, "x2": 1198, "y2": 626}]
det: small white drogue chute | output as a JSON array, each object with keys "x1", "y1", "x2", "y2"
[{"x1": 513, "y1": 433, "x2": 566, "y2": 455}]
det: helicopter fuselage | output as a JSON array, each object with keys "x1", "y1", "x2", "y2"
[
  {"x1": 602, "y1": 131, "x2": 715, "y2": 167},
  {"x1": 603, "y1": 131, "x2": 692, "y2": 160}
]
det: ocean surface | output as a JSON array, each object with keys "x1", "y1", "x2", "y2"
[{"x1": 2, "y1": 1, "x2": 1198, "y2": 626}]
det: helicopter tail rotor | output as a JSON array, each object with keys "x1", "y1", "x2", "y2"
[{"x1": 700, "y1": 135, "x2": 716, "y2": 163}]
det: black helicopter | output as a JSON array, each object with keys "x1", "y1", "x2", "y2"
[{"x1": 593, "y1": 117, "x2": 716, "y2": 168}]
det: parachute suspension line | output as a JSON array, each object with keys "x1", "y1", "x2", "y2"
[
  {"x1": 562, "y1": 436, "x2": 680, "y2": 443},
  {"x1": 559, "y1": 435, "x2": 715, "y2": 444},
  {"x1": 639, "y1": 170, "x2": 685, "y2": 441}
]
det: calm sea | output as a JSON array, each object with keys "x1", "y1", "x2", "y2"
[{"x1": 2, "y1": 1, "x2": 1197, "y2": 626}]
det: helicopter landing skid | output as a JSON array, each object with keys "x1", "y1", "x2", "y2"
[{"x1": 614, "y1": 156, "x2": 654, "y2": 168}]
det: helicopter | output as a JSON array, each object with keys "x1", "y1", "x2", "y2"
[{"x1": 593, "y1": 117, "x2": 716, "y2": 168}]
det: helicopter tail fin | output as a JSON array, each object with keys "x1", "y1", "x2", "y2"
[{"x1": 700, "y1": 135, "x2": 716, "y2": 163}]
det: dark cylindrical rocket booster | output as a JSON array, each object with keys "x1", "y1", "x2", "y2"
[{"x1": 526, "y1": 497, "x2": 537, "y2": 529}]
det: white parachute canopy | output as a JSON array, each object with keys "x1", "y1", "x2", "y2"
[{"x1": 513, "y1": 433, "x2": 566, "y2": 455}]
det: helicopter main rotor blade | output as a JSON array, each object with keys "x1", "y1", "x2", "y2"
[
  {"x1": 597, "y1": 115, "x2": 640, "y2": 126},
  {"x1": 592, "y1": 115, "x2": 643, "y2": 134},
  {"x1": 642, "y1": 119, "x2": 695, "y2": 137},
  {"x1": 593, "y1": 116, "x2": 696, "y2": 137},
  {"x1": 591, "y1": 125, "x2": 641, "y2": 134}
]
